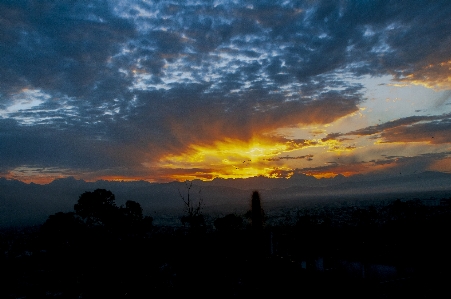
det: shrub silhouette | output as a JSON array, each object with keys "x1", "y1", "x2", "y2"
[
  {"x1": 214, "y1": 214, "x2": 243, "y2": 232},
  {"x1": 40, "y1": 212, "x2": 85, "y2": 250}
]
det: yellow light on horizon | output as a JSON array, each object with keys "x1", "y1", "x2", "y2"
[
  {"x1": 158, "y1": 137, "x2": 303, "y2": 180},
  {"x1": 156, "y1": 135, "x2": 358, "y2": 181}
]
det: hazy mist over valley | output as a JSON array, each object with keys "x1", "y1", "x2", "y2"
[{"x1": 2, "y1": 171, "x2": 450, "y2": 228}]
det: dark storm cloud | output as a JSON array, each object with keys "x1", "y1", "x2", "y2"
[
  {"x1": 300, "y1": 152, "x2": 451, "y2": 177},
  {"x1": 380, "y1": 118, "x2": 451, "y2": 144},
  {"x1": 349, "y1": 115, "x2": 445, "y2": 136},
  {"x1": 0, "y1": 0, "x2": 135, "y2": 98},
  {"x1": 326, "y1": 113, "x2": 451, "y2": 144},
  {"x1": 264, "y1": 155, "x2": 313, "y2": 162},
  {"x1": 0, "y1": 118, "x2": 142, "y2": 174},
  {"x1": 370, "y1": 152, "x2": 451, "y2": 175},
  {"x1": 1, "y1": 0, "x2": 451, "y2": 178}
]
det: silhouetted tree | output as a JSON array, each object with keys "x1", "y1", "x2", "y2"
[
  {"x1": 74, "y1": 189, "x2": 118, "y2": 227},
  {"x1": 124, "y1": 200, "x2": 143, "y2": 218},
  {"x1": 179, "y1": 182, "x2": 205, "y2": 229},
  {"x1": 120, "y1": 200, "x2": 153, "y2": 235},
  {"x1": 121, "y1": 200, "x2": 143, "y2": 225},
  {"x1": 73, "y1": 189, "x2": 152, "y2": 237},
  {"x1": 251, "y1": 191, "x2": 264, "y2": 232}
]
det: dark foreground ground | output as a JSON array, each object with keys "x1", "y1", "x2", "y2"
[{"x1": 2, "y1": 197, "x2": 451, "y2": 298}]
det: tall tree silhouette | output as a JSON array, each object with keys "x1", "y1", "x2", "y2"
[{"x1": 251, "y1": 191, "x2": 264, "y2": 232}]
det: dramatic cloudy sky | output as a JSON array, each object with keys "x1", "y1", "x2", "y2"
[{"x1": 1, "y1": 0, "x2": 451, "y2": 183}]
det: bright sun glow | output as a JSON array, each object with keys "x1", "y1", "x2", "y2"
[{"x1": 157, "y1": 136, "x2": 357, "y2": 181}]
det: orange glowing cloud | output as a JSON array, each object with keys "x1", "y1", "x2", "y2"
[
  {"x1": 428, "y1": 157, "x2": 451, "y2": 173},
  {"x1": 162, "y1": 94, "x2": 361, "y2": 157},
  {"x1": 4, "y1": 166, "x2": 71, "y2": 185},
  {"x1": 396, "y1": 60, "x2": 451, "y2": 90},
  {"x1": 379, "y1": 122, "x2": 451, "y2": 144},
  {"x1": 301, "y1": 157, "x2": 410, "y2": 179},
  {"x1": 155, "y1": 134, "x2": 358, "y2": 181},
  {"x1": 157, "y1": 137, "x2": 294, "y2": 180}
]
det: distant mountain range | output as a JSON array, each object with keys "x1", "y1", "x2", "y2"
[{"x1": 1, "y1": 171, "x2": 450, "y2": 228}]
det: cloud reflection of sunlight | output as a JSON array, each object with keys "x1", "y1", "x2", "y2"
[{"x1": 157, "y1": 136, "x2": 357, "y2": 181}]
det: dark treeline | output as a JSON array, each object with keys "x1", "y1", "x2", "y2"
[{"x1": 1, "y1": 190, "x2": 451, "y2": 298}]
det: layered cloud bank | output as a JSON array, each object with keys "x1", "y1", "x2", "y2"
[{"x1": 1, "y1": 1, "x2": 450, "y2": 183}]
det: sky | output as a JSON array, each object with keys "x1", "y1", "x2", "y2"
[{"x1": 1, "y1": 0, "x2": 451, "y2": 184}]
